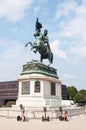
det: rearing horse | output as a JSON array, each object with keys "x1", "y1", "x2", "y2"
[
  {"x1": 25, "y1": 18, "x2": 53, "y2": 65},
  {"x1": 25, "y1": 40, "x2": 53, "y2": 65}
]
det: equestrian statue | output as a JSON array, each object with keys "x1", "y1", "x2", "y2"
[{"x1": 25, "y1": 18, "x2": 53, "y2": 65}]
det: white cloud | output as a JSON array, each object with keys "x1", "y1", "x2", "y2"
[
  {"x1": 70, "y1": 45, "x2": 86, "y2": 64},
  {"x1": 62, "y1": 73, "x2": 75, "y2": 81},
  {"x1": 38, "y1": 0, "x2": 48, "y2": 3},
  {"x1": 51, "y1": 40, "x2": 68, "y2": 60},
  {"x1": 63, "y1": 73, "x2": 75, "y2": 79},
  {"x1": 34, "y1": 6, "x2": 41, "y2": 16},
  {"x1": 0, "y1": 37, "x2": 41, "y2": 81},
  {"x1": 61, "y1": 73, "x2": 76, "y2": 87},
  {"x1": 0, "y1": 39, "x2": 28, "y2": 81},
  {"x1": 0, "y1": 0, "x2": 34, "y2": 22},
  {"x1": 12, "y1": 27, "x2": 19, "y2": 33},
  {"x1": 55, "y1": 0, "x2": 86, "y2": 39},
  {"x1": 55, "y1": 0, "x2": 77, "y2": 21},
  {"x1": 1, "y1": 42, "x2": 23, "y2": 61},
  {"x1": 54, "y1": 0, "x2": 86, "y2": 65}
]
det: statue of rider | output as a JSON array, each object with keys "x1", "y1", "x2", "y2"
[
  {"x1": 42, "y1": 29, "x2": 51, "y2": 53},
  {"x1": 33, "y1": 18, "x2": 51, "y2": 54},
  {"x1": 25, "y1": 18, "x2": 53, "y2": 64}
]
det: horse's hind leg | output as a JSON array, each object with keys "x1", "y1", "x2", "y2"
[{"x1": 40, "y1": 56, "x2": 43, "y2": 62}]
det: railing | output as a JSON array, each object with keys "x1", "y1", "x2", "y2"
[
  {"x1": 0, "y1": 106, "x2": 86, "y2": 119},
  {"x1": 67, "y1": 107, "x2": 85, "y2": 117}
]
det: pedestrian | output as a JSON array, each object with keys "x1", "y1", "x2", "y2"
[
  {"x1": 63, "y1": 110, "x2": 69, "y2": 121},
  {"x1": 20, "y1": 104, "x2": 25, "y2": 122}
]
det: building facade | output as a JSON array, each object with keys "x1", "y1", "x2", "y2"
[
  {"x1": 0, "y1": 81, "x2": 18, "y2": 105},
  {"x1": 61, "y1": 84, "x2": 68, "y2": 100}
]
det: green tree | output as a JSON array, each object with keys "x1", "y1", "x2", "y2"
[
  {"x1": 78, "y1": 89, "x2": 86, "y2": 102},
  {"x1": 79, "y1": 89, "x2": 86, "y2": 98},
  {"x1": 67, "y1": 86, "x2": 78, "y2": 100},
  {"x1": 73, "y1": 93, "x2": 85, "y2": 103}
]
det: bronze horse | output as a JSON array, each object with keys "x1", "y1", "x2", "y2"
[
  {"x1": 25, "y1": 41, "x2": 53, "y2": 65},
  {"x1": 25, "y1": 18, "x2": 53, "y2": 65}
]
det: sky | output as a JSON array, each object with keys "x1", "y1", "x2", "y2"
[{"x1": 0, "y1": 0, "x2": 86, "y2": 90}]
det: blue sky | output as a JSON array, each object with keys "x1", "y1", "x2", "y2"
[{"x1": 0, "y1": 0, "x2": 86, "y2": 90}]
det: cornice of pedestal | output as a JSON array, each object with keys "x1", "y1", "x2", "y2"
[
  {"x1": 20, "y1": 60, "x2": 59, "y2": 80},
  {"x1": 18, "y1": 73, "x2": 62, "y2": 83}
]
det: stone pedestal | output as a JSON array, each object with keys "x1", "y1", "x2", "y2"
[{"x1": 16, "y1": 60, "x2": 62, "y2": 108}]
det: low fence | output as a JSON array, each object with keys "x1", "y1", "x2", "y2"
[
  {"x1": 66, "y1": 107, "x2": 85, "y2": 117},
  {"x1": 0, "y1": 107, "x2": 58, "y2": 119},
  {"x1": 0, "y1": 106, "x2": 86, "y2": 119}
]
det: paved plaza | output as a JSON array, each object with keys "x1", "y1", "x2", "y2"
[{"x1": 0, "y1": 114, "x2": 86, "y2": 130}]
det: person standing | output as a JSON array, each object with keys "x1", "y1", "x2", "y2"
[{"x1": 20, "y1": 104, "x2": 25, "y2": 122}]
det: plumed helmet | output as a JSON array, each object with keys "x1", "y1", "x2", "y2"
[{"x1": 44, "y1": 29, "x2": 48, "y2": 32}]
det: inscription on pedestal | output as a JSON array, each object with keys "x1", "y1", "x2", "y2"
[
  {"x1": 22, "y1": 81, "x2": 30, "y2": 94},
  {"x1": 34, "y1": 81, "x2": 40, "y2": 92}
]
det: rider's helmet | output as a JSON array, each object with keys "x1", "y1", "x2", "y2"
[
  {"x1": 44, "y1": 29, "x2": 48, "y2": 32},
  {"x1": 44, "y1": 29, "x2": 48, "y2": 35}
]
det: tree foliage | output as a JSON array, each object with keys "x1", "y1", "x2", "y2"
[
  {"x1": 79, "y1": 89, "x2": 86, "y2": 98},
  {"x1": 67, "y1": 86, "x2": 86, "y2": 103},
  {"x1": 73, "y1": 93, "x2": 85, "y2": 103},
  {"x1": 67, "y1": 86, "x2": 78, "y2": 100}
]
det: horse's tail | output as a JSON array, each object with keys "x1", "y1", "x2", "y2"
[
  {"x1": 51, "y1": 52, "x2": 53, "y2": 63},
  {"x1": 48, "y1": 51, "x2": 53, "y2": 64}
]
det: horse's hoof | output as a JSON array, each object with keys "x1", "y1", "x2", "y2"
[
  {"x1": 48, "y1": 63, "x2": 51, "y2": 66},
  {"x1": 33, "y1": 50, "x2": 37, "y2": 53}
]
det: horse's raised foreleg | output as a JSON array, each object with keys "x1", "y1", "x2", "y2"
[
  {"x1": 25, "y1": 42, "x2": 33, "y2": 47},
  {"x1": 25, "y1": 42, "x2": 35, "y2": 51}
]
